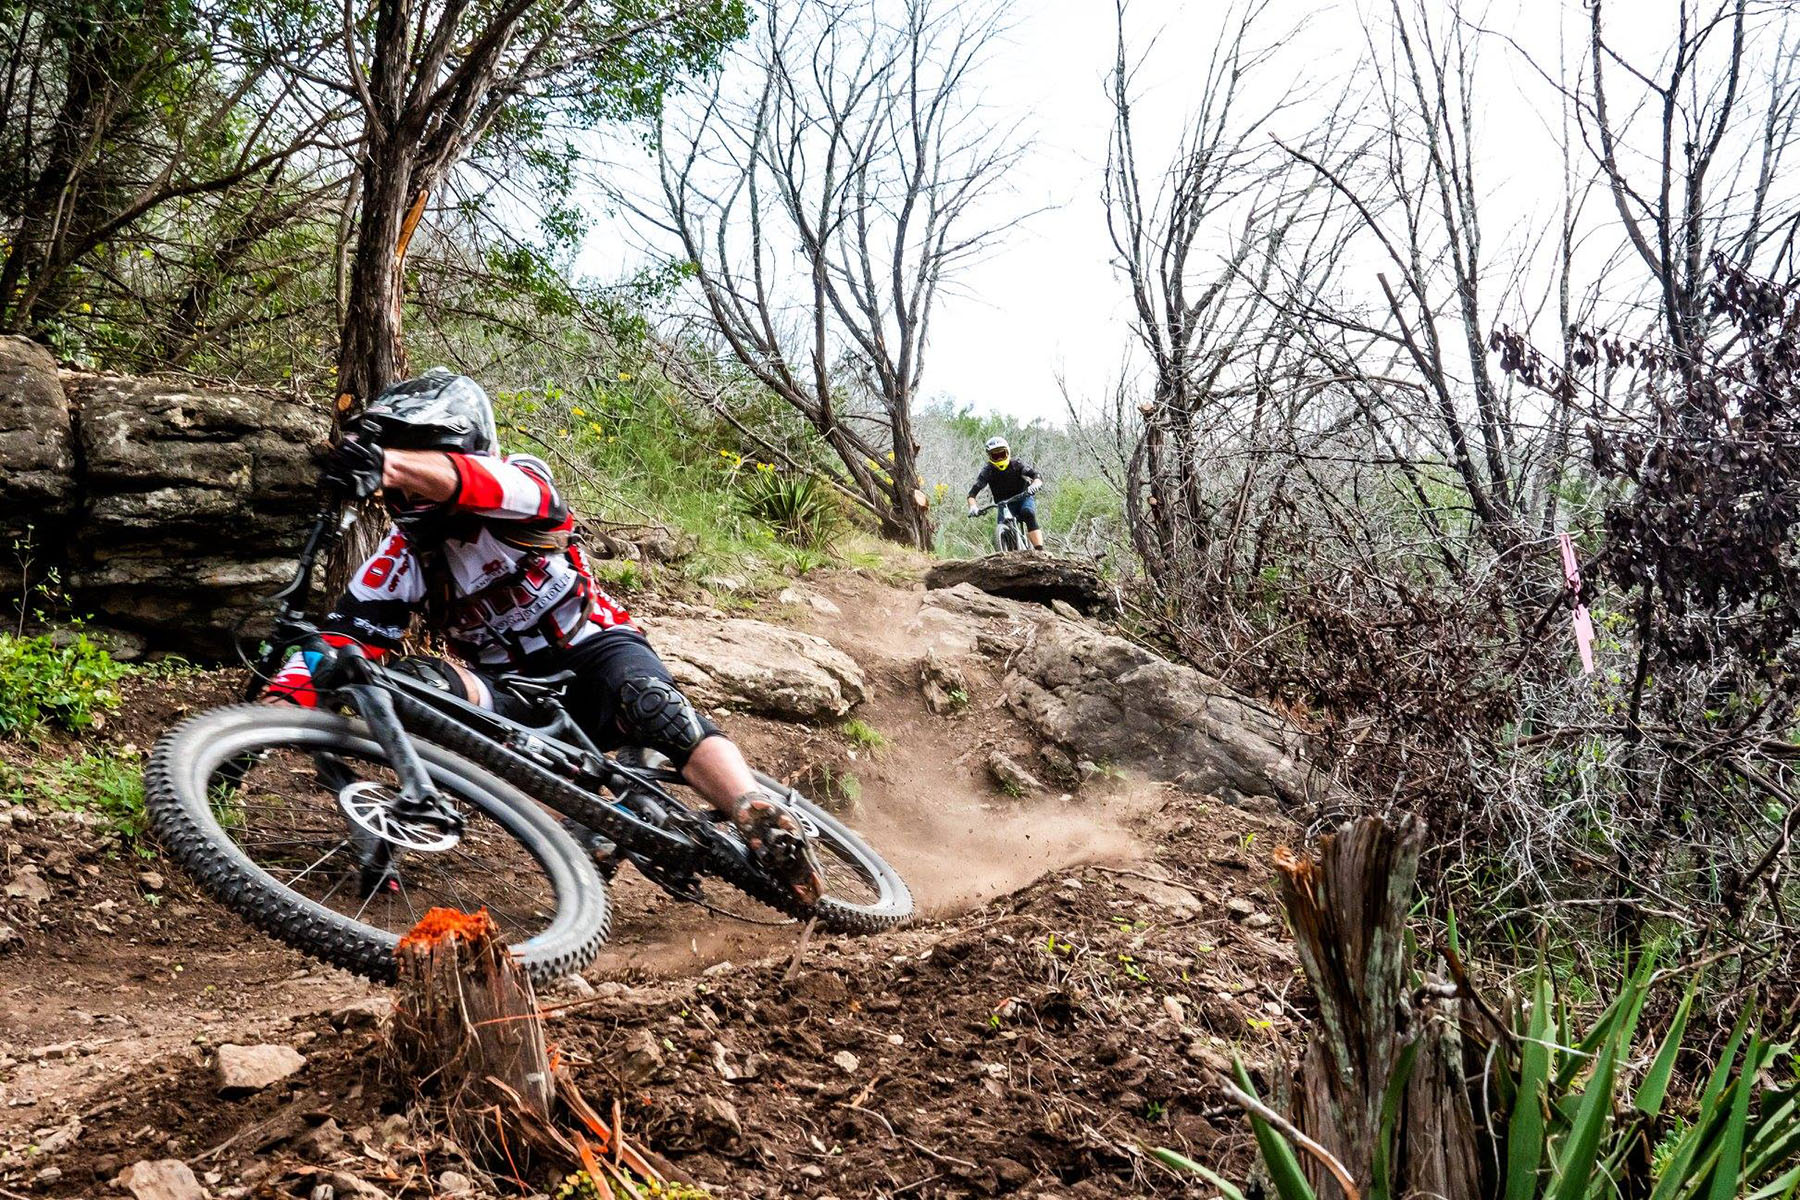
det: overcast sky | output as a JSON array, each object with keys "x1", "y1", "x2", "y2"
[{"x1": 576, "y1": 0, "x2": 1752, "y2": 422}]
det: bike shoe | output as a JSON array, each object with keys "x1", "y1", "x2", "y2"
[{"x1": 732, "y1": 791, "x2": 825, "y2": 905}]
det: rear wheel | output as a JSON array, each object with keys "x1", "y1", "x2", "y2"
[
  {"x1": 641, "y1": 768, "x2": 914, "y2": 934},
  {"x1": 147, "y1": 704, "x2": 611, "y2": 983}
]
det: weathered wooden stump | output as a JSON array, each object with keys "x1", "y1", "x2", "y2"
[
  {"x1": 387, "y1": 908, "x2": 670, "y2": 1190},
  {"x1": 1273, "y1": 816, "x2": 1485, "y2": 1199}
]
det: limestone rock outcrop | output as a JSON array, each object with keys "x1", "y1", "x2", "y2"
[
  {"x1": 925, "y1": 584, "x2": 1329, "y2": 807},
  {"x1": 649, "y1": 616, "x2": 866, "y2": 720},
  {"x1": 0, "y1": 335, "x2": 329, "y2": 656}
]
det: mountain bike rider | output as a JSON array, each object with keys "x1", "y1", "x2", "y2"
[
  {"x1": 263, "y1": 368, "x2": 824, "y2": 903},
  {"x1": 966, "y1": 435, "x2": 1044, "y2": 551}
]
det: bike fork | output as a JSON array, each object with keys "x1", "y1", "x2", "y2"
[{"x1": 341, "y1": 683, "x2": 464, "y2": 835}]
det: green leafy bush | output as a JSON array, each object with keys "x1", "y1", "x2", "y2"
[
  {"x1": 2, "y1": 749, "x2": 149, "y2": 848},
  {"x1": 0, "y1": 632, "x2": 131, "y2": 735}
]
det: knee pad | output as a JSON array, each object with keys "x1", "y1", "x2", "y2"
[{"x1": 616, "y1": 675, "x2": 718, "y2": 764}]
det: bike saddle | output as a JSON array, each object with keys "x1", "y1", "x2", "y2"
[{"x1": 496, "y1": 669, "x2": 577, "y2": 702}]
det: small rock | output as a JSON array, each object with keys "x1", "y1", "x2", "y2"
[
  {"x1": 33, "y1": 1165, "x2": 61, "y2": 1185},
  {"x1": 436, "y1": 1171, "x2": 474, "y2": 1196},
  {"x1": 138, "y1": 870, "x2": 166, "y2": 892},
  {"x1": 701, "y1": 959, "x2": 735, "y2": 977},
  {"x1": 554, "y1": 973, "x2": 595, "y2": 997},
  {"x1": 615, "y1": 1028, "x2": 664, "y2": 1083},
  {"x1": 920, "y1": 647, "x2": 970, "y2": 716},
  {"x1": 4, "y1": 866, "x2": 49, "y2": 906},
  {"x1": 295, "y1": 1118, "x2": 343, "y2": 1161},
  {"x1": 1225, "y1": 897, "x2": 1258, "y2": 921},
  {"x1": 994, "y1": 1157, "x2": 1033, "y2": 1188},
  {"x1": 831, "y1": 1050, "x2": 860, "y2": 1074},
  {"x1": 117, "y1": 1159, "x2": 206, "y2": 1200},
  {"x1": 593, "y1": 981, "x2": 630, "y2": 1000},
  {"x1": 987, "y1": 751, "x2": 1044, "y2": 795},
  {"x1": 1076, "y1": 759, "x2": 1101, "y2": 783},
  {"x1": 0, "y1": 920, "x2": 22, "y2": 954},
  {"x1": 696, "y1": 1095, "x2": 743, "y2": 1148},
  {"x1": 216, "y1": 1043, "x2": 306, "y2": 1092},
  {"x1": 1184, "y1": 1040, "x2": 1233, "y2": 1075},
  {"x1": 309, "y1": 1186, "x2": 335, "y2": 1200},
  {"x1": 33, "y1": 1118, "x2": 80, "y2": 1153},
  {"x1": 701, "y1": 574, "x2": 744, "y2": 593},
  {"x1": 328, "y1": 997, "x2": 389, "y2": 1030},
  {"x1": 1244, "y1": 912, "x2": 1275, "y2": 930},
  {"x1": 1049, "y1": 599, "x2": 1083, "y2": 621},
  {"x1": 1161, "y1": 995, "x2": 1186, "y2": 1026},
  {"x1": 798, "y1": 1165, "x2": 825, "y2": 1180}
]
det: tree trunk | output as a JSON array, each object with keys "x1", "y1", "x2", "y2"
[
  {"x1": 387, "y1": 907, "x2": 679, "y2": 1189},
  {"x1": 337, "y1": 142, "x2": 417, "y2": 406},
  {"x1": 1274, "y1": 816, "x2": 1484, "y2": 1199}
]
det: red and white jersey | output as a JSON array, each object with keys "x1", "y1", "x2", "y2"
[{"x1": 326, "y1": 451, "x2": 636, "y2": 666}]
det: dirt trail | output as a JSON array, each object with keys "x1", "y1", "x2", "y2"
[{"x1": 0, "y1": 570, "x2": 1298, "y2": 1197}]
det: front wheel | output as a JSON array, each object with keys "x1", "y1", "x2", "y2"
[{"x1": 146, "y1": 705, "x2": 611, "y2": 983}]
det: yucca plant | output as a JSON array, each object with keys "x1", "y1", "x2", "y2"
[
  {"x1": 1153, "y1": 817, "x2": 1800, "y2": 1200},
  {"x1": 1160, "y1": 959, "x2": 1800, "y2": 1200},
  {"x1": 735, "y1": 467, "x2": 841, "y2": 550}
]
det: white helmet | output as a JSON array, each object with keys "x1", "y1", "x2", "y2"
[{"x1": 985, "y1": 436, "x2": 1009, "y2": 463}]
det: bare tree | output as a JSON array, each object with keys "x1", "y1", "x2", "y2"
[
  {"x1": 332, "y1": 0, "x2": 748, "y2": 406},
  {"x1": 1585, "y1": 0, "x2": 1800, "y2": 382},
  {"x1": 653, "y1": 0, "x2": 1023, "y2": 549}
]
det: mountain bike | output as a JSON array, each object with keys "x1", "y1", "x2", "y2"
[
  {"x1": 145, "y1": 501, "x2": 914, "y2": 984},
  {"x1": 970, "y1": 488, "x2": 1038, "y2": 553}
]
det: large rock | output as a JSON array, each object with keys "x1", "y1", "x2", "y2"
[
  {"x1": 0, "y1": 356, "x2": 330, "y2": 657},
  {"x1": 925, "y1": 585, "x2": 1327, "y2": 806},
  {"x1": 924, "y1": 553, "x2": 1116, "y2": 614},
  {"x1": 0, "y1": 337, "x2": 76, "y2": 582},
  {"x1": 648, "y1": 617, "x2": 866, "y2": 719}
]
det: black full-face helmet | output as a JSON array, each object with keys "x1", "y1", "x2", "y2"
[{"x1": 355, "y1": 368, "x2": 497, "y2": 456}]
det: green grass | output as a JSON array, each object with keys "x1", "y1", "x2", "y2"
[
  {"x1": 4, "y1": 748, "x2": 150, "y2": 851},
  {"x1": 840, "y1": 718, "x2": 888, "y2": 754},
  {"x1": 493, "y1": 380, "x2": 889, "y2": 596}
]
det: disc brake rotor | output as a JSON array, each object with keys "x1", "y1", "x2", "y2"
[{"x1": 336, "y1": 780, "x2": 461, "y2": 852}]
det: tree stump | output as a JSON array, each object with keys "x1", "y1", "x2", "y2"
[
  {"x1": 388, "y1": 909, "x2": 559, "y2": 1164},
  {"x1": 386, "y1": 908, "x2": 675, "y2": 1190},
  {"x1": 1273, "y1": 816, "x2": 1483, "y2": 1199}
]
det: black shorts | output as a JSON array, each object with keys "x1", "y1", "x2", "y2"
[
  {"x1": 395, "y1": 629, "x2": 718, "y2": 761},
  {"x1": 541, "y1": 629, "x2": 701, "y2": 750}
]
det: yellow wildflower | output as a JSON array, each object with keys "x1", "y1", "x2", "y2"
[
  {"x1": 571, "y1": 406, "x2": 585, "y2": 418},
  {"x1": 618, "y1": 372, "x2": 633, "y2": 381}
]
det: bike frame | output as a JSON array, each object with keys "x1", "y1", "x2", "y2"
[{"x1": 247, "y1": 504, "x2": 714, "y2": 870}]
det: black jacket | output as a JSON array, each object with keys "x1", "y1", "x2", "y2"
[{"x1": 968, "y1": 458, "x2": 1039, "y2": 503}]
